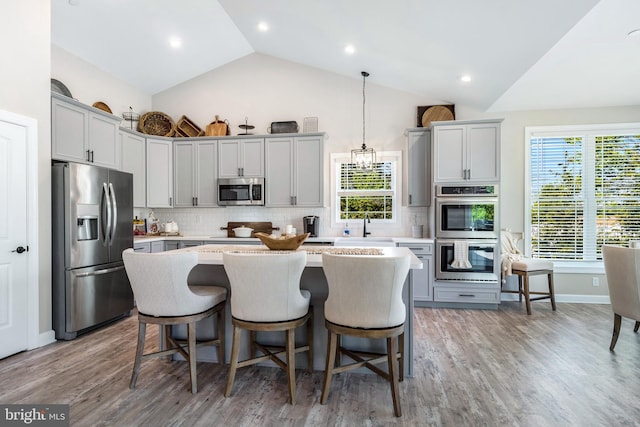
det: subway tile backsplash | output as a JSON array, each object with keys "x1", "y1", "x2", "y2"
[{"x1": 136, "y1": 206, "x2": 430, "y2": 238}]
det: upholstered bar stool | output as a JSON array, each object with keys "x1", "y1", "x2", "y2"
[
  {"x1": 122, "y1": 249, "x2": 226, "y2": 394},
  {"x1": 321, "y1": 253, "x2": 411, "y2": 417},
  {"x1": 507, "y1": 259, "x2": 556, "y2": 315},
  {"x1": 222, "y1": 251, "x2": 312, "y2": 404}
]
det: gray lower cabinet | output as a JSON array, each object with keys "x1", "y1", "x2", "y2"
[
  {"x1": 164, "y1": 241, "x2": 180, "y2": 251},
  {"x1": 265, "y1": 134, "x2": 324, "y2": 207},
  {"x1": 151, "y1": 241, "x2": 166, "y2": 253},
  {"x1": 398, "y1": 243, "x2": 433, "y2": 305},
  {"x1": 179, "y1": 241, "x2": 204, "y2": 249},
  {"x1": 133, "y1": 242, "x2": 150, "y2": 253},
  {"x1": 432, "y1": 281, "x2": 501, "y2": 305}
]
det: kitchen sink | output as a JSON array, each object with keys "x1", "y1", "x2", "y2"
[{"x1": 333, "y1": 237, "x2": 396, "y2": 247}]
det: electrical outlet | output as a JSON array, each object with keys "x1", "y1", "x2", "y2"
[{"x1": 592, "y1": 277, "x2": 600, "y2": 287}]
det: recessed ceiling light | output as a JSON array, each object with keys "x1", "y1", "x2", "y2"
[
  {"x1": 169, "y1": 37, "x2": 182, "y2": 49},
  {"x1": 258, "y1": 22, "x2": 269, "y2": 32},
  {"x1": 344, "y1": 44, "x2": 356, "y2": 55},
  {"x1": 460, "y1": 75, "x2": 472, "y2": 83},
  {"x1": 628, "y1": 28, "x2": 640, "y2": 37}
]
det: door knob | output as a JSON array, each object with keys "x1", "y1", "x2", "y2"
[{"x1": 12, "y1": 246, "x2": 28, "y2": 254}]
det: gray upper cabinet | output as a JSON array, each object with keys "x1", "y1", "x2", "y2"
[
  {"x1": 265, "y1": 135, "x2": 324, "y2": 207},
  {"x1": 51, "y1": 93, "x2": 121, "y2": 169},
  {"x1": 432, "y1": 120, "x2": 501, "y2": 183},
  {"x1": 146, "y1": 138, "x2": 173, "y2": 208},
  {"x1": 218, "y1": 138, "x2": 264, "y2": 178},
  {"x1": 406, "y1": 129, "x2": 431, "y2": 206},
  {"x1": 174, "y1": 139, "x2": 217, "y2": 207},
  {"x1": 120, "y1": 130, "x2": 146, "y2": 207}
]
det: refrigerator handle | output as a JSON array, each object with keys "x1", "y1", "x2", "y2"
[
  {"x1": 109, "y1": 182, "x2": 118, "y2": 245},
  {"x1": 103, "y1": 182, "x2": 112, "y2": 246},
  {"x1": 74, "y1": 265, "x2": 125, "y2": 277}
]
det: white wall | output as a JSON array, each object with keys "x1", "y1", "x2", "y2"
[
  {"x1": 0, "y1": 0, "x2": 51, "y2": 335},
  {"x1": 151, "y1": 53, "x2": 437, "y2": 238},
  {"x1": 52, "y1": 45, "x2": 152, "y2": 124}
]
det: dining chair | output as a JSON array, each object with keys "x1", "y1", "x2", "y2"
[
  {"x1": 602, "y1": 245, "x2": 640, "y2": 351},
  {"x1": 320, "y1": 253, "x2": 411, "y2": 417},
  {"x1": 122, "y1": 248, "x2": 227, "y2": 393},
  {"x1": 222, "y1": 251, "x2": 312, "y2": 404}
]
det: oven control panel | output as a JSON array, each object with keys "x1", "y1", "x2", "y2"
[{"x1": 437, "y1": 185, "x2": 498, "y2": 196}]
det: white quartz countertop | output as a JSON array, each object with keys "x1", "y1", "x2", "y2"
[
  {"x1": 173, "y1": 244, "x2": 423, "y2": 269},
  {"x1": 134, "y1": 235, "x2": 434, "y2": 245}
]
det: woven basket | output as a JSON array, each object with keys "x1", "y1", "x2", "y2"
[
  {"x1": 255, "y1": 232, "x2": 310, "y2": 250},
  {"x1": 138, "y1": 111, "x2": 175, "y2": 137}
]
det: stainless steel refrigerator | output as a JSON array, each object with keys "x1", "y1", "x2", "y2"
[{"x1": 52, "y1": 162, "x2": 134, "y2": 340}]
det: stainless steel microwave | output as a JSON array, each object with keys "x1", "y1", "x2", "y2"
[{"x1": 218, "y1": 178, "x2": 265, "y2": 206}]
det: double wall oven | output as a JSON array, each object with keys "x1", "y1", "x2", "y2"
[{"x1": 435, "y1": 185, "x2": 500, "y2": 282}]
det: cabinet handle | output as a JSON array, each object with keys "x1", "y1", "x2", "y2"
[
  {"x1": 293, "y1": 196, "x2": 297, "y2": 205},
  {"x1": 169, "y1": 197, "x2": 172, "y2": 206},
  {"x1": 86, "y1": 149, "x2": 91, "y2": 162},
  {"x1": 91, "y1": 150, "x2": 94, "y2": 163},
  {"x1": 409, "y1": 194, "x2": 412, "y2": 205},
  {"x1": 195, "y1": 197, "x2": 198, "y2": 206},
  {"x1": 459, "y1": 294, "x2": 475, "y2": 297}
]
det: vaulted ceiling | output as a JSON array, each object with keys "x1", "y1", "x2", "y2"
[{"x1": 52, "y1": 0, "x2": 640, "y2": 112}]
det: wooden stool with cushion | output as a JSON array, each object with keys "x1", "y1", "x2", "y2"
[
  {"x1": 320, "y1": 253, "x2": 411, "y2": 417},
  {"x1": 508, "y1": 259, "x2": 556, "y2": 315},
  {"x1": 222, "y1": 251, "x2": 313, "y2": 405},
  {"x1": 122, "y1": 249, "x2": 227, "y2": 394}
]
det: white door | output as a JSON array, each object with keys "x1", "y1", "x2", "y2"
[{"x1": 0, "y1": 115, "x2": 29, "y2": 359}]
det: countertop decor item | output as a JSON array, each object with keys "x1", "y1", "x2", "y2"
[
  {"x1": 255, "y1": 232, "x2": 310, "y2": 250},
  {"x1": 92, "y1": 101, "x2": 112, "y2": 114},
  {"x1": 51, "y1": 78, "x2": 72, "y2": 98},
  {"x1": 220, "y1": 222, "x2": 279, "y2": 237},
  {"x1": 238, "y1": 117, "x2": 255, "y2": 135},
  {"x1": 303, "y1": 117, "x2": 318, "y2": 133},
  {"x1": 417, "y1": 104, "x2": 455, "y2": 127},
  {"x1": 351, "y1": 71, "x2": 376, "y2": 170},
  {"x1": 138, "y1": 111, "x2": 176, "y2": 137},
  {"x1": 122, "y1": 107, "x2": 140, "y2": 130},
  {"x1": 268, "y1": 121, "x2": 298, "y2": 134},
  {"x1": 206, "y1": 115, "x2": 230, "y2": 136},
  {"x1": 232, "y1": 226, "x2": 254, "y2": 238},
  {"x1": 175, "y1": 115, "x2": 205, "y2": 137}
]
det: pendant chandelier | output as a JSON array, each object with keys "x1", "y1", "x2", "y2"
[{"x1": 351, "y1": 71, "x2": 376, "y2": 170}]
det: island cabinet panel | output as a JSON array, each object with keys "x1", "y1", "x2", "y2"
[
  {"x1": 406, "y1": 129, "x2": 431, "y2": 206},
  {"x1": 398, "y1": 242, "x2": 433, "y2": 304},
  {"x1": 51, "y1": 94, "x2": 121, "y2": 169},
  {"x1": 265, "y1": 135, "x2": 323, "y2": 207},
  {"x1": 218, "y1": 138, "x2": 264, "y2": 178},
  {"x1": 174, "y1": 140, "x2": 217, "y2": 207},
  {"x1": 432, "y1": 120, "x2": 501, "y2": 183},
  {"x1": 146, "y1": 138, "x2": 173, "y2": 208}
]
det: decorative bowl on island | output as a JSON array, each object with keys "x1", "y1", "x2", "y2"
[{"x1": 255, "y1": 232, "x2": 310, "y2": 250}]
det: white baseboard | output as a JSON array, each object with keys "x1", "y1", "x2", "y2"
[
  {"x1": 501, "y1": 294, "x2": 610, "y2": 304},
  {"x1": 32, "y1": 330, "x2": 56, "y2": 349}
]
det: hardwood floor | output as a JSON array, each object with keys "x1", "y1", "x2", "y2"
[{"x1": 1, "y1": 302, "x2": 639, "y2": 426}]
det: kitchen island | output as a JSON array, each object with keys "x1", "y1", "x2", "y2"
[{"x1": 172, "y1": 245, "x2": 422, "y2": 376}]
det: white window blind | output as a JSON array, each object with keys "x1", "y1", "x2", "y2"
[
  {"x1": 528, "y1": 125, "x2": 640, "y2": 261},
  {"x1": 337, "y1": 161, "x2": 395, "y2": 220}
]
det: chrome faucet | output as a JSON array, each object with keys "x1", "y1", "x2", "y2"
[{"x1": 363, "y1": 213, "x2": 371, "y2": 238}]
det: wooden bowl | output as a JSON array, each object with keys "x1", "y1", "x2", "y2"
[{"x1": 255, "y1": 232, "x2": 310, "y2": 250}]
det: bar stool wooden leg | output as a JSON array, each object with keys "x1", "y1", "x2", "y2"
[
  {"x1": 216, "y1": 306, "x2": 226, "y2": 365},
  {"x1": 306, "y1": 310, "x2": 314, "y2": 373},
  {"x1": 225, "y1": 325, "x2": 241, "y2": 397},
  {"x1": 187, "y1": 321, "x2": 197, "y2": 393},
  {"x1": 523, "y1": 274, "x2": 532, "y2": 315},
  {"x1": 130, "y1": 321, "x2": 146, "y2": 389},
  {"x1": 398, "y1": 331, "x2": 405, "y2": 382},
  {"x1": 387, "y1": 335, "x2": 401, "y2": 417},
  {"x1": 321, "y1": 330, "x2": 337, "y2": 404},
  {"x1": 286, "y1": 328, "x2": 296, "y2": 404}
]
